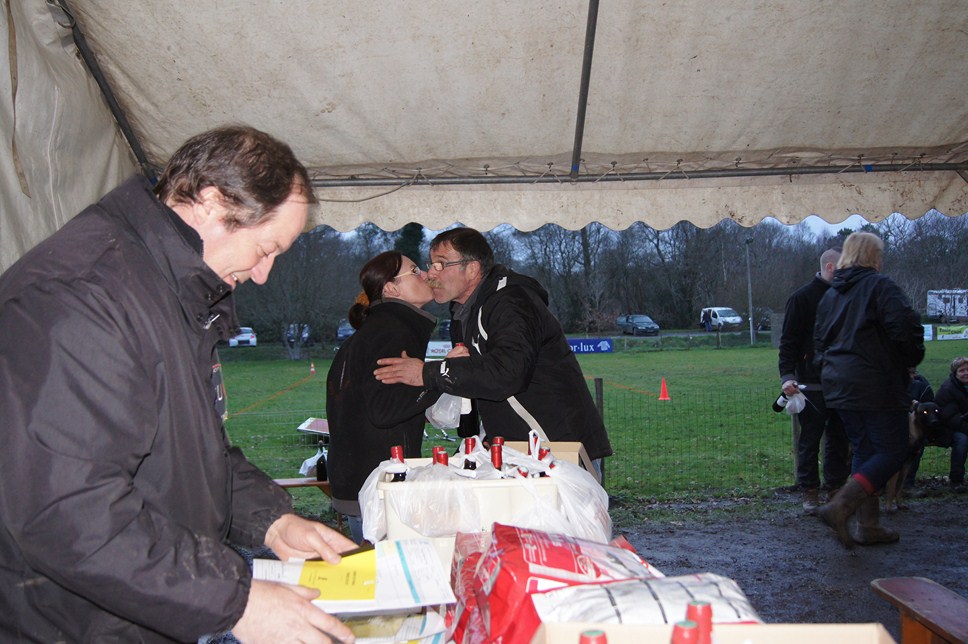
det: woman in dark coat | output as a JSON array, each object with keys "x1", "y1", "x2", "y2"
[
  {"x1": 814, "y1": 232, "x2": 925, "y2": 548},
  {"x1": 326, "y1": 251, "x2": 440, "y2": 541},
  {"x1": 933, "y1": 356, "x2": 968, "y2": 493}
]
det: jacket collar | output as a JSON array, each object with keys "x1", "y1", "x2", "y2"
[
  {"x1": 375, "y1": 298, "x2": 438, "y2": 324},
  {"x1": 103, "y1": 176, "x2": 238, "y2": 338}
]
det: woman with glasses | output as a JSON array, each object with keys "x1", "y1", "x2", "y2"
[{"x1": 325, "y1": 251, "x2": 441, "y2": 542}]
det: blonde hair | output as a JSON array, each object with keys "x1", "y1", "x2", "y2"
[{"x1": 837, "y1": 232, "x2": 883, "y2": 270}]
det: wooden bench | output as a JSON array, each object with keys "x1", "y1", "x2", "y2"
[
  {"x1": 273, "y1": 477, "x2": 342, "y2": 531},
  {"x1": 274, "y1": 477, "x2": 332, "y2": 495},
  {"x1": 871, "y1": 577, "x2": 968, "y2": 644}
]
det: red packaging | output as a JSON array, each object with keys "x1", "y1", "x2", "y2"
[
  {"x1": 448, "y1": 532, "x2": 491, "y2": 644},
  {"x1": 473, "y1": 523, "x2": 659, "y2": 644}
]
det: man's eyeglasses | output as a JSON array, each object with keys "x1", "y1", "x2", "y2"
[
  {"x1": 427, "y1": 259, "x2": 471, "y2": 272},
  {"x1": 393, "y1": 265, "x2": 422, "y2": 278}
]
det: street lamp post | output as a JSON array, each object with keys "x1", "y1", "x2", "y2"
[{"x1": 745, "y1": 237, "x2": 755, "y2": 346}]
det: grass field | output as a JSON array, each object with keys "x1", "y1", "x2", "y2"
[{"x1": 221, "y1": 335, "x2": 968, "y2": 518}]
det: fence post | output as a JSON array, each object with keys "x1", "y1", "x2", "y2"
[
  {"x1": 595, "y1": 377, "x2": 604, "y2": 419},
  {"x1": 791, "y1": 414, "x2": 801, "y2": 485},
  {"x1": 594, "y1": 377, "x2": 606, "y2": 483}
]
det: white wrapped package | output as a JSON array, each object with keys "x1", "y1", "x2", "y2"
[{"x1": 529, "y1": 573, "x2": 762, "y2": 626}]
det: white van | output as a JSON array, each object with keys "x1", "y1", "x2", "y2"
[{"x1": 700, "y1": 307, "x2": 743, "y2": 331}]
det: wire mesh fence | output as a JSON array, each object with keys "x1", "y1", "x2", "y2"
[{"x1": 225, "y1": 390, "x2": 952, "y2": 504}]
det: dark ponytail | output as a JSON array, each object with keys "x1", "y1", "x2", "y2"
[{"x1": 347, "y1": 251, "x2": 403, "y2": 329}]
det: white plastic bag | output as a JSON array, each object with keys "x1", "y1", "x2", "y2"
[
  {"x1": 426, "y1": 393, "x2": 464, "y2": 429},
  {"x1": 546, "y1": 458, "x2": 612, "y2": 543},
  {"x1": 785, "y1": 391, "x2": 807, "y2": 415},
  {"x1": 298, "y1": 447, "x2": 324, "y2": 477}
]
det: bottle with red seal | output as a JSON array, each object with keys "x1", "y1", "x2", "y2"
[
  {"x1": 432, "y1": 445, "x2": 449, "y2": 466},
  {"x1": 385, "y1": 445, "x2": 408, "y2": 482},
  {"x1": 462, "y1": 437, "x2": 477, "y2": 470},
  {"x1": 490, "y1": 443, "x2": 503, "y2": 469}
]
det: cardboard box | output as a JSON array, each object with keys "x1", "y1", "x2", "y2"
[
  {"x1": 504, "y1": 440, "x2": 598, "y2": 483},
  {"x1": 531, "y1": 622, "x2": 896, "y2": 644},
  {"x1": 378, "y1": 459, "x2": 560, "y2": 568}
]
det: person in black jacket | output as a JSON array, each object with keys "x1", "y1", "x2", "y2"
[
  {"x1": 326, "y1": 251, "x2": 441, "y2": 541},
  {"x1": 932, "y1": 356, "x2": 968, "y2": 493},
  {"x1": 374, "y1": 227, "x2": 612, "y2": 475},
  {"x1": 0, "y1": 126, "x2": 356, "y2": 644},
  {"x1": 814, "y1": 232, "x2": 925, "y2": 549},
  {"x1": 778, "y1": 248, "x2": 850, "y2": 513}
]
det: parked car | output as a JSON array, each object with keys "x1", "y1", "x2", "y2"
[
  {"x1": 229, "y1": 326, "x2": 257, "y2": 347},
  {"x1": 336, "y1": 318, "x2": 355, "y2": 342},
  {"x1": 616, "y1": 314, "x2": 661, "y2": 336},
  {"x1": 699, "y1": 307, "x2": 743, "y2": 331},
  {"x1": 754, "y1": 308, "x2": 773, "y2": 332},
  {"x1": 438, "y1": 319, "x2": 452, "y2": 341}
]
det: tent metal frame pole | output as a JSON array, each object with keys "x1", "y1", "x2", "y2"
[
  {"x1": 57, "y1": 0, "x2": 152, "y2": 177},
  {"x1": 569, "y1": 0, "x2": 600, "y2": 180},
  {"x1": 311, "y1": 162, "x2": 968, "y2": 188}
]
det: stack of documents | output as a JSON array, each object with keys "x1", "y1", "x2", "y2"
[{"x1": 252, "y1": 539, "x2": 456, "y2": 642}]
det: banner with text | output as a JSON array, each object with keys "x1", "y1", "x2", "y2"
[
  {"x1": 936, "y1": 325, "x2": 968, "y2": 341},
  {"x1": 568, "y1": 338, "x2": 613, "y2": 354}
]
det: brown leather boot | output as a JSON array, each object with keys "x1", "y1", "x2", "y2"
[
  {"x1": 852, "y1": 496, "x2": 899, "y2": 545},
  {"x1": 817, "y1": 477, "x2": 867, "y2": 549}
]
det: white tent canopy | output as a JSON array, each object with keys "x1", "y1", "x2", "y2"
[{"x1": 3, "y1": 0, "x2": 967, "y2": 270}]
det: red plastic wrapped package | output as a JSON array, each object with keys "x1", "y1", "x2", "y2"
[{"x1": 473, "y1": 523, "x2": 661, "y2": 643}]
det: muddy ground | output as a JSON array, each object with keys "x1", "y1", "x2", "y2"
[{"x1": 613, "y1": 486, "x2": 968, "y2": 642}]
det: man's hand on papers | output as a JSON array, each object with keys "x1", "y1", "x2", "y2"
[
  {"x1": 233, "y1": 580, "x2": 355, "y2": 644},
  {"x1": 374, "y1": 351, "x2": 425, "y2": 386},
  {"x1": 264, "y1": 514, "x2": 357, "y2": 564}
]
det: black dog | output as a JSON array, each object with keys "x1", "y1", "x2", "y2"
[{"x1": 883, "y1": 401, "x2": 942, "y2": 512}]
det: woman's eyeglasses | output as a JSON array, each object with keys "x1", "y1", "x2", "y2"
[{"x1": 393, "y1": 265, "x2": 422, "y2": 278}]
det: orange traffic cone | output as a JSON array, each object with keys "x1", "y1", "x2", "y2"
[
  {"x1": 310, "y1": 361, "x2": 316, "y2": 375},
  {"x1": 658, "y1": 378, "x2": 671, "y2": 401}
]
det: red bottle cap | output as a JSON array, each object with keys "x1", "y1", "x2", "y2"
[
  {"x1": 686, "y1": 601, "x2": 712, "y2": 644},
  {"x1": 464, "y1": 437, "x2": 475, "y2": 455},
  {"x1": 671, "y1": 620, "x2": 698, "y2": 644},
  {"x1": 491, "y1": 436, "x2": 504, "y2": 446},
  {"x1": 390, "y1": 445, "x2": 404, "y2": 462},
  {"x1": 578, "y1": 628, "x2": 608, "y2": 644}
]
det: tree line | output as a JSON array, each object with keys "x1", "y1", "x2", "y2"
[{"x1": 233, "y1": 211, "x2": 968, "y2": 345}]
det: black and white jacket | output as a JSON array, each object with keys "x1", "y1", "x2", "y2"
[{"x1": 422, "y1": 265, "x2": 612, "y2": 460}]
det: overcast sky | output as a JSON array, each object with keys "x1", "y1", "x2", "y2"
[{"x1": 801, "y1": 214, "x2": 870, "y2": 236}]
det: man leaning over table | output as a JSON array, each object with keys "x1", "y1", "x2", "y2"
[
  {"x1": 373, "y1": 227, "x2": 612, "y2": 475},
  {"x1": 0, "y1": 126, "x2": 356, "y2": 644}
]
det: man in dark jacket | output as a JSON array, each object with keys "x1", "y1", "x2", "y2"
[
  {"x1": 0, "y1": 127, "x2": 356, "y2": 643},
  {"x1": 814, "y1": 232, "x2": 925, "y2": 549},
  {"x1": 778, "y1": 248, "x2": 850, "y2": 513},
  {"x1": 374, "y1": 227, "x2": 612, "y2": 473}
]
